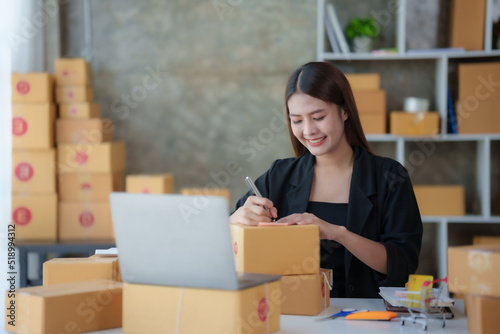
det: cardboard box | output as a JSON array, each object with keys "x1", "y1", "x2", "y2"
[
  {"x1": 456, "y1": 99, "x2": 500, "y2": 134},
  {"x1": 43, "y1": 257, "x2": 121, "y2": 285},
  {"x1": 126, "y1": 173, "x2": 175, "y2": 194},
  {"x1": 180, "y1": 187, "x2": 230, "y2": 206},
  {"x1": 5, "y1": 280, "x2": 122, "y2": 334},
  {"x1": 450, "y1": 0, "x2": 486, "y2": 51},
  {"x1": 11, "y1": 72, "x2": 54, "y2": 103},
  {"x1": 473, "y1": 236, "x2": 500, "y2": 245},
  {"x1": 58, "y1": 172, "x2": 124, "y2": 201},
  {"x1": 12, "y1": 149, "x2": 56, "y2": 194},
  {"x1": 12, "y1": 103, "x2": 56, "y2": 149},
  {"x1": 413, "y1": 185, "x2": 465, "y2": 216},
  {"x1": 465, "y1": 294, "x2": 500, "y2": 334},
  {"x1": 345, "y1": 73, "x2": 380, "y2": 90},
  {"x1": 389, "y1": 111, "x2": 440, "y2": 136},
  {"x1": 230, "y1": 223, "x2": 319, "y2": 275},
  {"x1": 11, "y1": 193, "x2": 57, "y2": 241},
  {"x1": 56, "y1": 118, "x2": 113, "y2": 144},
  {"x1": 59, "y1": 102, "x2": 100, "y2": 119},
  {"x1": 281, "y1": 268, "x2": 331, "y2": 315},
  {"x1": 56, "y1": 85, "x2": 93, "y2": 103},
  {"x1": 359, "y1": 113, "x2": 386, "y2": 134},
  {"x1": 57, "y1": 142, "x2": 125, "y2": 173},
  {"x1": 55, "y1": 58, "x2": 91, "y2": 85},
  {"x1": 58, "y1": 201, "x2": 114, "y2": 241},
  {"x1": 448, "y1": 244, "x2": 500, "y2": 297},
  {"x1": 122, "y1": 280, "x2": 281, "y2": 334},
  {"x1": 353, "y1": 90, "x2": 386, "y2": 115},
  {"x1": 458, "y1": 62, "x2": 500, "y2": 100}
]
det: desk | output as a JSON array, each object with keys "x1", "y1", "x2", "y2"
[
  {"x1": 16, "y1": 240, "x2": 115, "y2": 287},
  {"x1": 87, "y1": 298, "x2": 468, "y2": 334}
]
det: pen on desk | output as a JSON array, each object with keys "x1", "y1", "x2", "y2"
[{"x1": 245, "y1": 176, "x2": 276, "y2": 222}]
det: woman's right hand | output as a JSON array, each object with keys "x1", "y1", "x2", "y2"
[{"x1": 229, "y1": 196, "x2": 278, "y2": 226}]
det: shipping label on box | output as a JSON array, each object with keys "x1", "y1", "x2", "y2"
[
  {"x1": 11, "y1": 72, "x2": 54, "y2": 103},
  {"x1": 58, "y1": 201, "x2": 114, "y2": 241},
  {"x1": 126, "y1": 173, "x2": 175, "y2": 194},
  {"x1": 230, "y1": 224, "x2": 319, "y2": 275},
  {"x1": 180, "y1": 187, "x2": 230, "y2": 206},
  {"x1": 280, "y1": 268, "x2": 331, "y2": 315},
  {"x1": 59, "y1": 102, "x2": 100, "y2": 119},
  {"x1": 5, "y1": 280, "x2": 122, "y2": 334},
  {"x1": 12, "y1": 149, "x2": 56, "y2": 194},
  {"x1": 43, "y1": 257, "x2": 121, "y2": 285},
  {"x1": 352, "y1": 90, "x2": 386, "y2": 115},
  {"x1": 456, "y1": 99, "x2": 500, "y2": 134},
  {"x1": 56, "y1": 118, "x2": 113, "y2": 144},
  {"x1": 12, "y1": 103, "x2": 56, "y2": 149},
  {"x1": 56, "y1": 85, "x2": 93, "y2": 103},
  {"x1": 59, "y1": 172, "x2": 124, "y2": 201},
  {"x1": 57, "y1": 142, "x2": 125, "y2": 174},
  {"x1": 465, "y1": 294, "x2": 500, "y2": 334},
  {"x1": 346, "y1": 73, "x2": 380, "y2": 90},
  {"x1": 123, "y1": 280, "x2": 281, "y2": 334},
  {"x1": 413, "y1": 185, "x2": 465, "y2": 216},
  {"x1": 389, "y1": 111, "x2": 440, "y2": 136},
  {"x1": 11, "y1": 193, "x2": 57, "y2": 241},
  {"x1": 55, "y1": 58, "x2": 91, "y2": 85},
  {"x1": 359, "y1": 113, "x2": 386, "y2": 134},
  {"x1": 448, "y1": 244, "x2": 500, "y2": 298}
]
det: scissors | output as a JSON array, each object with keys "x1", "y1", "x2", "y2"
[{"x1": 317, "y1": 308, "x2": 369, "y2": 321}]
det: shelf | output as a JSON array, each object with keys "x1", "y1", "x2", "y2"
[
  {"x1": 366, "y1": 134, "x2": 500, "y2": 142},
  {"x1": 422, "y1": 215, "x2": 500, "y2": 224},
  {"x1": 320, "y1": 50, "x2": 500, "y2": 61}
]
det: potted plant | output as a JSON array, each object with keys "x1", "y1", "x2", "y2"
[{"x1": 345, "y1": 17, "x2": 379, "y2": 53}]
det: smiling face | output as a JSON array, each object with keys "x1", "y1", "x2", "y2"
[{"x1": 287, "y1": 93, "x2": 349, "y2": 157}]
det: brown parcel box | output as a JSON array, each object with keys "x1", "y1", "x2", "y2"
[
  {"x1": 11, "y1": 72, "x2": 54, "y2": 103},
  {"x1": 281, "y1": 268, "x2": 331, "y2": 315},
  {"x1": 58, "y1": 201, "x2": 114, "y2": 241},
  {"x1": 12, "y1": 149, "x2": 56, "y2": 194},
  {"x1": 58, "y1": 172, "x2": 124, "y2": 201},
  {"x1": 345, "y1": 73, "x2": 380, "y2": 91},
  {"x1": 456, "y1": 99, "x2": 500, "y2": 134},
  {"x1": 458, "y1": 62, "x2": 500, "y2": 100},
  {"x1": 450, "y1": 0, "x2": 486, "y2": 51},
  {"x1": 43, "y1": 257, "x2": 121, "y2": 285},
  {"x1": 12, "y1": 103, "x2": 56, "y2": 149},
  {"x1": 5, "y1": 280, "x2": 122, "y2": 334},
  {"x1": 473, "y1": 236, "x2": 500, "y2": 245},
  {"x1": 57, "y1": 142, "x2": 125, "y2": 174},
  {"x1": 56, "y1": 118, "x2": 113, "y2": 144},
  {"x1": 353, "y1": 90, "x2": 386, "y2": 115},
  {"x1": 230, "y1": 224, "x2": 319, "y2": 275},
  {"x1": 359, "y1": 114, "x2": 386, "y2": 134},
  {"x1": 390, "y1": 111, "x2": 440, "y2": 136},
  {"x1": 59, "y1": 102, "x2": 101, "y2": 119},
  {"x1": 465, "y1": 294, "x2": 500, "y2": 334},
  {"x1": 55, "y1": 58, "x2": 91, "y2": 85},
  {"x1": 123, "y1": 280, "x2": 281, "y2": 334},
  {"x1": 413, "y1": 185, "x2": 465, "y2": 216},
  {"x1": 11, "y1": 193, "x2": 57, "y2": 241},
  {"x1": 180, "y1": 187, "x2": 231, "y2": 206},
  {"x1": 126, "y1": 173, "x2": 175, "y2": 194},
  {"x1": 448, "y1": 244, "x2": 500, "y2": 298},
  {"x1": 56, "y1": 85, "x2": 94, "y2": 103}
]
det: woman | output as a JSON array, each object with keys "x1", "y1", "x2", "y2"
[{"x1": 230, "y1": 62, "x2": 423, "y2": 298}]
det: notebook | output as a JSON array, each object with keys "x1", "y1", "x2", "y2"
[{"x1": 109, "y1": 192, "x2": 280, "y2": 290}]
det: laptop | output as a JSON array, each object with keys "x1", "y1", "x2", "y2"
[{"x1": 109, "y1": 192, "x2": 280, "y2": 290}]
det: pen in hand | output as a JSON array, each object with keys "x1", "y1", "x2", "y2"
[{"x1": 245, "y1": 176, "x2": 276, "y2": 222}]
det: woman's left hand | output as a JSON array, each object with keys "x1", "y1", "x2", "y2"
[{"x1": 277, "y1": 213, "x2": 346, "y2": 241}]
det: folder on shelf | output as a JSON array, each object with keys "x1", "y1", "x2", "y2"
[
  {"x1": 325, "y1": 2, "x2": 350, "y2": 54},
  {"x1": 324, "y1": 9, "x2": 340, "y2": 53}
]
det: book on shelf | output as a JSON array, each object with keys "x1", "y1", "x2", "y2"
[
  {"x1": 324, "y1": 10, "x2": 340, "y2": 53},
  {"x1": 325, "y1": 2, "x2": 350, "y2": 54},
  {"x1": 447, "y1": 87, "x2": 458, "y2": 134}
]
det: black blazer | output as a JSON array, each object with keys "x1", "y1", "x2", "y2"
[{"x1": 235, "y1": 146, "x2": 423, "y2": 298}]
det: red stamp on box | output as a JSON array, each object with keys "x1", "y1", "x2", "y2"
[
  {"x1": 142, "y1": 188, "x2": 150, "y2": 194},
  {"x1": 81, "y1": 182, "x2": 92, "y2": 191},
  {"x1": 234, "y1": 241, "x2": 238, "y2": 255},
  {"x1": 79, "y1": 210, "x2": 95, "y2": 227},
  {"x1": 75, "y1": 151, "x2": 88, "y2": 165},
  {"x1": 62, "y1": 69, "x2": 69, "y2": 77},
  {"x1": 321, "y1": 281, "x2": 326, "y2": 298},
  {"x1": 13, "y1": 207, "x2": 32, "y2": 226},
  {"x1": 16, "y1": 80, "x2": 30, "y2": 95},
  {"x1": 15, "y1": 162, "x2": 33, "y2": 181},
  {"x1": 257, "y1": 298, "x2": 268, "y2": 322},
  {"x1": 70, "y1": 107, "x2": 78, "y2": 115},
  {"x1": 67, "y1": 90, "x2": 74, "y2": 99},
  {"x1": 12, "y1": 117, "x2": 28, "y2": 136}
]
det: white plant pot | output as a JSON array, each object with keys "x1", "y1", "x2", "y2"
[{"x1": 353, "y1": 36, "x2": 373, "y2": 53}]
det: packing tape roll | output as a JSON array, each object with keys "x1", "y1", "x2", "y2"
[{"x1": 404, "y1": 97, "x2": 429, "y2": 113}]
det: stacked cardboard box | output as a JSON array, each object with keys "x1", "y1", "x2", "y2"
[
  {"x1": 180, "y1": 187, "x2": 231, "y2": 206},
  {"x1": 230, "y1": 223, "x2": 331, "y2": 315},
  {"x1": 448, "y1": 244, "x2": 500, "y2": 334},
  {"x1": 389, "y1": 111, "x2": 440, "y2": 136},
  {"x1": 11, "y1": 73, "x2": 58, "y2": 241},
  {"x1": 347, "y1": 73, "x2": 386, "y2": 134},
  {"x1": 126, "y1": 173, "x2": 175, "y2": 194},
  {"x1": 54, "y1": 58, "x2": 125, "y2": 241},
  {"x1": 413, "y1": 185, "x2": 465, "y2": 216}
]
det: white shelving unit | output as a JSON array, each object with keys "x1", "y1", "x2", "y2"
[{"x1": 317, "y1": 0, "x2": 500, "y2": 279}]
